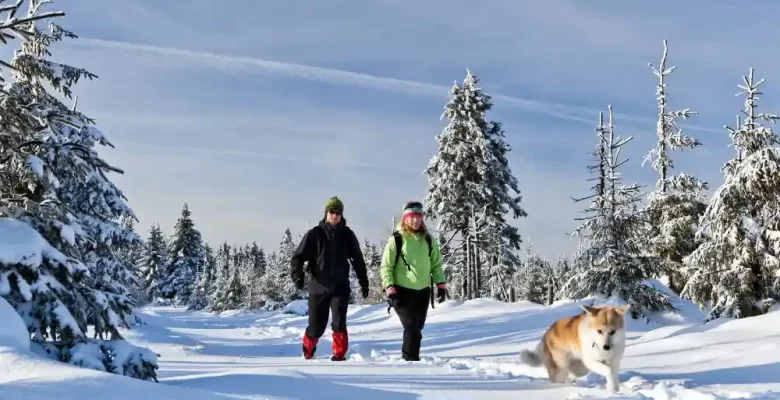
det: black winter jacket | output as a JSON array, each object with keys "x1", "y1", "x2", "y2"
[{"x1": 290, "y1": 218, "x2": 368, "y2": 295}]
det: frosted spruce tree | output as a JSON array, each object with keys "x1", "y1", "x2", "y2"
[
  {"x1": 642, "y1": 41, "x2": 708, "y2": 294},
  {"x1": 566, "y1": 106, "x2": 674, "y2": 318},
  {"x1": 137, "y1": 224, "x2": 167, "y2": 302},
  {"x1": 517, "y1": 243, "x2": 547, "y2": 304},
  {"x1": 361, "y1": 239, "x2": 384, "y2": 304},
  {"x1": 683, "y1": 69, "x2": 780, "y2": 321},
  {"x1": 117, "y1": 216, "x2": 145, "y2": 304},
  {"x1": 55, "y1": 115, "x2": 146, "y2": 335},
  {"x1": 208, "y1": 242, "x2": 233, "y2": 312},
  {"x1": 250, "y1": 242, "x2": 267, "y2": 276},
  {"x1": 187, "y1": 244, "x2": 216, "y2": 311},
  {"x1": 159, "y1": 203, "x2": 206, "y2": 305},
  {"x1": 222, "y1": 262, "x2": 244, "y2": 311},
  {"x1": 486, "y1": 238, "x2": 520, "y2": 302},
  {"x1": 547, "y1": 256, "x2": 572, "y2": 305},
  {"x1": 248, "y1": 242, "x2": 267, "y2": 307},
  {"x1": 424, "y1": 69, "x2": 527, "y2": 300},
  {"x1": 261, "y1": 228, "x2": 298, "y2": 302},
  {"x1": 0, "y1": 0, "x2": 157, "y2": 381}
]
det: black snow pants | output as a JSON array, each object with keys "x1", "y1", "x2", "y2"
[
  {"x1": 305, "y1": 291, "x2": 350, "y2": 339},
  {"x1": 393, "y1": 286, "x2": 431, "y2": 361}
]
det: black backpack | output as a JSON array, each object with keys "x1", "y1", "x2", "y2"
[{"x1": 390, "y1": 231, "x2": 436, "y2": 309}]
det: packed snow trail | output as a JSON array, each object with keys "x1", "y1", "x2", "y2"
[
  {"x1": 116, "y1": 291, "x2": 780, "y2": 400},
  {"x1": 3, "y1": 288, "x2": 780, "y2": 399}
]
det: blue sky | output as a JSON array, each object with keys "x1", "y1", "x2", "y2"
[{"x1": 23, "y1": 0, "x2": 780, "y2": 258}]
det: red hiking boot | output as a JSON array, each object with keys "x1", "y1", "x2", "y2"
[
  {"x1": 302, "y1": 333, "x2": 318, "y2": 359},
  {"x1": 331, "y1": 331, "x2": 348, "y2": 361}
]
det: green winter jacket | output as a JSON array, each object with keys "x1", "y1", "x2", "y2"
[{"x1": 380, "y1": 230, "x2": 446, "y2": 291}]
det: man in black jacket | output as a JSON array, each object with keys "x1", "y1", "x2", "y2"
[{"x1": 291, "y1": 196, "x2": 369, "y2": 361}]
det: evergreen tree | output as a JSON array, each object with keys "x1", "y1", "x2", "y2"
[
  {"x1": 137, "y1": 224, "x2": 167, "y2": 302},
  {"x1": 565, "y1": 106, "x2": 674, "y2": 318},
  {"x1": 424, "y1": 69, "x2": 527, "y2": 300},
  {"x1": 159, "y1": 203, "x2": 205, "y2": 305},
  {"x1": 642, "y1": 41, "x2": 708, "y2": 294},
  {"x1": 222, "y1": 262, "x2": 244, "y2": 311},
  {"x1": 243, "y1": 242, "x2": 265, "y2": 308},
  {"x1": 547, "y1": 256, "x2": 572, "y2": 305},
  {"x1": 517, "y1": 243, "x2": 547, "y2": 304},
  {"x1": 251, "y1": 241, "x2": 267, "y2": 276},
  {"x1": 683, "y1": 68, "x2": 780, "y2": 321},
  {"x1": 116, "y1": 216, "x2": 144, "y2": 303},
  {"x1": 361, "y1": 239, "x2": 384, "y2": 304},
  {"x1": 486, "y1": 234, "x2": 521, "y2": 302},
  {"x1": 262, "y1": 228, "x2": 298, "y2": 301},
  {"x1": 261, "y1": 251, "x2": 282, "y2": 303},
  {"x1": 208, "y1": 242, "x2": 233, "y2": 312},
  {"x1": 187, "y1": 244, "x2": 216, "y2": 311},
  {"x1": 0, "y1": 1, "x2": 156, "y2": 380}
]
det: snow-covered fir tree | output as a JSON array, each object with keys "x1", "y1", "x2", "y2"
[
  {"x1": 262, "y1": 228, "x2": 299, "y2": 301},
  {"x1": 208, "y1": 242, "x2": 233, "y2": 312},
  {"x1": 683, "y1": 69, "x2": 780, "y2": 321},
  {"x1": 116, "y1": 216, "x2": 144, "y2": 302},
  {"x1": 642, "y1": 40, "x2": 708, "y2": 294},
  {"x1": 565, "y1": 106, "x2": 674, "y2": 318},
  {"x1": 424, "y1": 69, "x2": 527, "y2": 300},
  {"x1": 546, "y1": 256, "x2": 572, "y2": 305},
  {"x1": 159, "y1": 203, "x2": 206, "y2": 305},
  {"x1": 486, "y1": 233, "x2": 521, "y2": 302},
  {"x1": 187, "y1": 244, "x2": 216, "y2": 311},
  {"x1": 222, "y1": 261, "x2": 244, "y2": 311},
  {"x1": 517, "y1": 243, "x2": 547, "y2": 304},
  {"x1": 268, "y1": 250, "x2": 281, "y2": 296},
  {"x1": 137, "y1": 224, "x2": 167, "y2": 302},
  {"x1": 0, "y1": 1, "x2": 156, "y2": 380},
  {"x1": 361, "y1": 239, "x2": 384, "y2": 304},
  {"x1": 239, "y1": 243, "x2": 260, "y2": 308}
]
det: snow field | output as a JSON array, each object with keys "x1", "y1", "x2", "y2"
[{"x1": 3, "y1": 289, "x2": 780, "y2": 399}]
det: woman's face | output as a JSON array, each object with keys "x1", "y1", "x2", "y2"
[{"x1": 407, "y1": 215, "x2": 423, "y2": 230}]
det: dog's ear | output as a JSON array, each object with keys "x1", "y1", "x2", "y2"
[
  {"x1": 615, "y1": 304, "x2": 630, "y2": 315},
  {"x1": 581, "y1": 305, "x2": 600, "y2": 315}
]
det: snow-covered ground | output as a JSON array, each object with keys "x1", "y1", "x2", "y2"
[{"x1": 2, "y1": 290, "x2": 780, "y2": 399}]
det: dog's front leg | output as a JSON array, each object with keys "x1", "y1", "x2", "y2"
[
  {"x1": 581, "y1": 358, "x2": 620, "y2": 393},
  {"x1": 606, "y1": 359, "x2": 621, "y2": 393}
]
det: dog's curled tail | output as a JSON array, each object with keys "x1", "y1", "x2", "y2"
[{"x1": 518, "y1": 341, "x2": 544, "y2": 367}]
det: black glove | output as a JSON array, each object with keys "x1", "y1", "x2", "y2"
[
  {"x1": 437, "y1": 287, "x2": 448, "y2": 303},
  {"x1": 294, "y1": 279, "x2": 304, "y2": 291},
  {"x1": 361, "y1": 286, "x2": 369, "y2": 299}
]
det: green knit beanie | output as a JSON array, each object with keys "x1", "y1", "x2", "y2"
[{"x1": 325, "y1": 196, "x2": 344, "y2": 213}]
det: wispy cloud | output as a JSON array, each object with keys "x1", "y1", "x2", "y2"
[
  {"x1": 120, "y1": 141, "x2": 410, "y2": 173},
  {"x1": 68, "y1": 37, "x2": 724, "y2": 134}
]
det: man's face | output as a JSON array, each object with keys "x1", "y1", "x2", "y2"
[{"x1": 327, "y1": 209, "x2": 342, "y2": 224}]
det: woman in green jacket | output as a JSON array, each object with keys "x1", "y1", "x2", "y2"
[{"x1": 381, "y1": 201, "x2": 447, "y2": 361}]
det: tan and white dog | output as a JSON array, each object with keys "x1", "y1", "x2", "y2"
[{"x1": 519, "y1": 304, "x2": 630, "y2": 393}]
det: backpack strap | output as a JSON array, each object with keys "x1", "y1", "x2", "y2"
[{"x1": 392, "y1": 231, "x2": 411, "y2": 271}]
